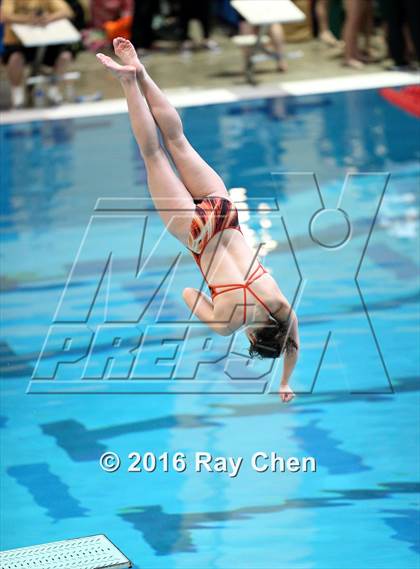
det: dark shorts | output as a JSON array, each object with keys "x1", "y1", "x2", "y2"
[{"x1": 2, "y1": 44, "x2": 71, "y2": 67}]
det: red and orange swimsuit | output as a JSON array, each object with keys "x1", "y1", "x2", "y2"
[{"x1": 187, "y1": 196, "x2": 271, "y2": 324}]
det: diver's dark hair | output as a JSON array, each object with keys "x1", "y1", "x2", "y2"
[{"x1": 248, "y1": 318, "x2": 298, "y2": 359}]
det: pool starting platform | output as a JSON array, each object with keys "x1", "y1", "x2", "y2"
[{"x1": 0, "y1": 535, "x2": 132, "y2": 569}]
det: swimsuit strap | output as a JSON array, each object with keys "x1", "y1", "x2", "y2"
[{"x1": 210, "y1": 263, "x2": 270, "y2": 323}]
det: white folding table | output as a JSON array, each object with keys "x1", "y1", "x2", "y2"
[{"x1": 12, "y1": 19, "x2": 80, "y2": 71}]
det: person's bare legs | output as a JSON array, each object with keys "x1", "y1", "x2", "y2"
[
  {"x1": 7, "y1": 51, "x2": 26, "y2": 108},
  {"x1": 113, "y1": 37, "x2": 229, "y2": 200},
  {"x1": 269, "y1": 23, "x2": 288, "y2": 72},
  {"x1": 316, "y1": 0, "x2": 340, "y2": 46},
  {"x1": 343, "y1": 0, "x2": 365, "y2": 68},
  {"x1": 53, "y1": 50, "x2": 72, "y2": 76},
  {"x1": 48, "y1": 51, "x2": 73, "y2": 105},
  {"x1": 7, "y1": 52, "x2": 25, "y2": 86},
  {"x1": 238, "y1": 23, "x2": 287, "y2": 74},
  {"x1": 96, "y1": 53, "x2": 194, "y2": 245},
  {"x1": 360, "y1": 0, "x2": 374, "y2": 61},
  {"x1": 238, "y1": 20, "x2": 254, "y2": 73}
]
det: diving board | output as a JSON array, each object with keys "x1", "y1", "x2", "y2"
[{"x1": 0, "y1": 535, "x2": 132, "y2": 569}]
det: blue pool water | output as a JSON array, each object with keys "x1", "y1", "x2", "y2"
[{"x1": 1, "y1": 87, "x2": 419, "y2": 568}]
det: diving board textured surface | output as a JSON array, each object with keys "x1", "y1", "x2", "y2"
[{"x1": 0, "y1": 535, "x2": 132, "y2": 569}]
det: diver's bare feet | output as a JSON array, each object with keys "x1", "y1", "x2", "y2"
[
  {"x1": 96, "y1": 53, "x2": 136, "y2": 82},
  {"x1": 113, "y1": 37, "x2": 144, "y2": 77}
]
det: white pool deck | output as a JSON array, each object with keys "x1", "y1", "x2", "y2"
[{"x1": 0, "y1": 71, "x2": 418, "y2": 125}]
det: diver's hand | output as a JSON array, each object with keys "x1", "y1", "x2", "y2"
[{"x1": 279, "y1": 383, "x2": 295, "y2": 403}]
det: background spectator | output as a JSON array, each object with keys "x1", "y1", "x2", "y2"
[
  {"x1": 90, "y1": 0, "x2": 132, "y2": 30},
  {"x1": 342, "y1": 0, "x2": 371, "y2": 68},
  {"x1": 65, "y1": 0, "x2": 85, "y2": 30},
  {"x1": 1, "y1": 0, "x2": 74, "y2": 107},
  {"x1": 380, "y1": 0, "x2": 420, "y2": 69},
  {"x1": 179, "y1": 0, "x2": 217, "y2": 50},
  {"x1": 314, "y1": 0, "x2": 341, "y2": 47},
  {"x1": 131, "y1": 0, "x2": 158, "y2": 54},
  {"x1": 82, "y1": 0, "x2": 133, "y2": 52}
]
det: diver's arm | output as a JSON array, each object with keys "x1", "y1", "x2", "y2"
[
  {"x1": 280, "y1": 313, "x2": 299, "y2": 402},
  {"x1": 182, "y1": 288, "x2": 232, "y2": 336}
]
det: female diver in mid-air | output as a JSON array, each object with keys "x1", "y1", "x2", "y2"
[{"x1": 97, "y1": 38, "x2": 299, "y2": 403}]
